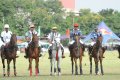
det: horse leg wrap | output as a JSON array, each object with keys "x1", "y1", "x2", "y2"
[
  {"x1": 30, "y1": 68, "x2": 32, "y2": 76},
  {"x1": 3, "y1": 68, "x2": 6, "y2": 76},
  {"x1": 13, "y1": 69, "x2": 16, "y2": 76},
  {"x1": 35, "y1": 68, "x2": 38, "y2": 76},
  {"x1": 7, "y1": 69, "x2": 10, "y2": 76}
]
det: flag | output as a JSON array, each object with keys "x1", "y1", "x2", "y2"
[
  {"x1": 74, "y1": 16, "x2": 79, "y2": 23},
  {"x1": 38, "y1": 26, "x2": 41, "y2": 36},
  {"x1": 66, "y1": 28, "x2": 70, "y2": 38}
]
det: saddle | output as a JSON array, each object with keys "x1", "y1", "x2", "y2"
[
  {"x1": 1, "y1": 44, "x2": 18, "y2": 59},
  {"x1": 1, "y1": 44, "x2": 11, "y2": 52}
]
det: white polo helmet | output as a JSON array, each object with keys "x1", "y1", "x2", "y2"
[{"x1": 4, "y1": 24, "x2": 9, "y2": 28}]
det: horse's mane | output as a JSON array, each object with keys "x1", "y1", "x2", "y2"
[
  {"x1": 89, "y1": 35, "x2": 103, "y2": 54},
  {"x1": 95, "y1": 35, "x2": 103, "y2": 47},
  {"x1": 2, "y1": 34, "x2": 18, "y2": 55},
  {"x1": 27, "y1": 33, "x2": 40, "y2": 60},
  {"x1": 9, "y1": 34, "x2": 17, "y2": 47},
  {"x1": 29, "y1": 33, "x2": 39, "y2": 48},
  {"x1": 71, "y1": 35, "x2": 82, "y2": 58},
  {"x1": 73, "y1": 35, "x2": 81, "y2": 47}
]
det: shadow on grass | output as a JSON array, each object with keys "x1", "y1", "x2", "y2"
[{"x1": 0, "y1": 73, "x2": 120, "y2": 78}]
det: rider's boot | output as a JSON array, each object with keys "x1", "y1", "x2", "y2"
[
  {"x1": 38, "y1": 47, "x2": 42, "y2": 57},
  {"x1": 48, "y1": 49, "x2": 52, "y2": 59},
  {"x1": 24, "y1": 48, "x2": 29, "y2": 58}
]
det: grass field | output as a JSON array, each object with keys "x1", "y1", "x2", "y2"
[{"x1": 0, "y1": 50, "x2": 120, "y2": 80}]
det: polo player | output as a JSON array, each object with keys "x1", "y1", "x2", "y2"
[
  {"x1": 24, "y1": 23, "x2": 42, "y2": 58},
  {"x1": 69, "y1": 23, "x2": 84, "y2": 57},
  {"x1": 90, "y1": 28, "x2": 102, "y2": 46},
  {"x1": 48, "y1": 27, "x2": 65, "y2": 59},
  {"x1": 90, "y1": 28, "x2": 105, "y2": 58},
  {"x1": 1, "y1": 24, "x2": 18, "y2": 58}
]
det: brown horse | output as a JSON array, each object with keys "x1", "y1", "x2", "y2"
[
  {"x1": 1, "y1": 34, "x2": 18, "y2": 76},
  {"x1": 69, "y1": 35, "x2": 84, "y2": 75},
  {"x1": 88, "y1": 35, "x2": 104, "y2": 75},
  {"x1": 27, "y1": 33, "x2": 40, "y2": 76}
]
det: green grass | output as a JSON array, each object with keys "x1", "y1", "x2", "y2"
[{"x1": 0, "y1": 50, "x2": 120, "y2": 80}]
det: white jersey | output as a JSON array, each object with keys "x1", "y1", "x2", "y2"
[
  {"x1": 1, "y1": 31, "x2": 12, "y2": 43},
  {"x1": 48, "y1": 32, "x2": 64, "y2": 50},
  {"x1": 48, "y1": 32, "x2": 61, "y2": 43},
  {"x1": 24, "y1": 30, "x2": 40, "y2": 48},
  {"x1": 25, "y1": 30, "x2": 38, "y2": 41}
]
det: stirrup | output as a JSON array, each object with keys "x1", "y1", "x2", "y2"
[
  {"x1": 118, "y1": 56, "x2": 120, "y2": 58},
  {"x1": 39, "y1": 54, "x2": 42, "y2": 57},
  {"x1": 62, "y1": 55, "x2": 65, "y2": 58},
  {"x1": 48, "y1": 56, "x2": 52, "y2": 59},
  {"x1": 24, "y1": 55, "x2": 28, "y2": 58},
  {"x1": 102, "y1": 56, "x2": 105, "y2": 58},
  {"x1": 16, "y1": 56, "x2": 19, "y2": 58}
]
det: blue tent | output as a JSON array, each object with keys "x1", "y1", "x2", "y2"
[{"x1": 83, "y1": 21, "x2": 120, "y2": 45}]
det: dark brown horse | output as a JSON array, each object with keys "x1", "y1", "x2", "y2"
[
  {"x1": 69, "y1": 35, "x2": 84, "y2": 75},
  {"x1": 88, "y1": 35, "x2": 104, "y2": 75},
  {"x1": 1, "y1": 34, "x2": 18, "y2": 76},
  {"x1": 27, "y1": 33, "x2": 40, "y2": 76},
  {"x1": 117, "y1": 45, "x2": 120, "y2": 58},
  {"x1": 113, "y1": 45, "x2": 120, "y2": 58}
]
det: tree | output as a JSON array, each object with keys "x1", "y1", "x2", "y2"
[
  {"x1": 0, "y1": 1, "x2": 120, "y2": 36},
  {"x1": 99, "y1": 9, "x2": 120, "y2": 33}
]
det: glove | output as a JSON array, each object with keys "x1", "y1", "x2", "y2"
[{"x1": 2, "y1": 42, "x2": 5, "y2": 46}]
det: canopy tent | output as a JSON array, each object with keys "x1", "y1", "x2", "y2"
[{"x1": 83, "y1": 21, "x2": 120, "y2": 46}]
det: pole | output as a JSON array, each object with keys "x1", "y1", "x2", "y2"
[
  {"x1": 73, "y1": 17, "x2": 74, "y2": 27},
  {"x1": 3, "y1": 16, "x2": 4, "y2": 25}
]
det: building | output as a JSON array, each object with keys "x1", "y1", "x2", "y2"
[
  {"x1": 60, "y1": 0, "x2": 79, "y2": 17},
  {"x1": 60, "y1": 0, "x2": 75, "y2": 12}
]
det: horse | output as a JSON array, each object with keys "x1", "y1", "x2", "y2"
[
  {"x1": 88, "y1": 35, "x2": 104, "y2": 75},
  {"x1": 27, "y1": 33, "x2": 40, "y2": 76},
  {"x1": 1, "y1": 34, "x2": 18, "y2": 76},
  {"x1": 113, "y1": 45, "x2": 120, "y2": 58},
  {"x1": 69, "y1": 35, "x2": 84, "y2": 75},
  {"x1": 49, "y1": 38, "x2": 63, "y2": 76},
  {"x1": 117, "y1": 45, "x2": 120, "y2": 58}
]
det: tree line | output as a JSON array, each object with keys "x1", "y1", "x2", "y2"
[{"x1": 0, "y1": 0, "x2": 120, "y2": 36}]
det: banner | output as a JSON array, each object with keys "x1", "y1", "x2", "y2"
[{"x1": 66, "y1": 28, "x2": 70, "y2": 38}]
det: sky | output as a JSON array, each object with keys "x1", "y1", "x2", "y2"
[{"x1": 76, "y1": 0, "x2": 120, "y2": 12}]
